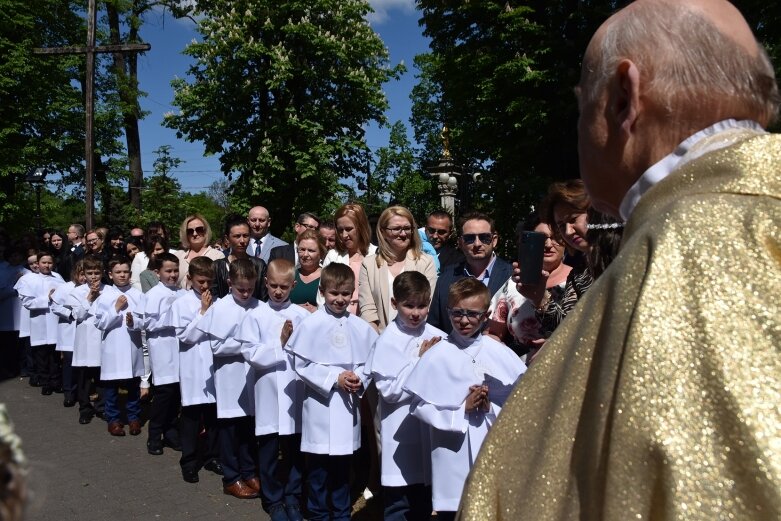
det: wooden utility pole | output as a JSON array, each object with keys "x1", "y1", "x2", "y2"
[{"x1": 33, "y1": 0, "x2": 150, "y2": 230}]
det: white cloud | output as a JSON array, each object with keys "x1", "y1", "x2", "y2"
[{"x1": 367, "y1": 0, "x2": 416, "y2": 25}]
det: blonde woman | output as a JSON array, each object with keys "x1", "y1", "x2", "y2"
[
  {"x1": 174, "y1": 214, "x2": 225, "y2": 288},
  {"x1": 359, "y1": 206, "x2": 437, "y2": 333}
]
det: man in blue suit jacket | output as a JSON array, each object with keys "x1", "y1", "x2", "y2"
[{"x1": 427, "y1": 211, "x2": 513, "y2": 334}]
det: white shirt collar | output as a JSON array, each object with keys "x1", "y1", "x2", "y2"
[{"x1": 618, "y1": 119, "x2": 765, "y2": 220}]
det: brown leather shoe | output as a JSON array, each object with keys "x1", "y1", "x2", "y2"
[
  {"x1": 107, "y1": 421, "x2": 125, "y2": 437},
  {"x1": 223, "y1": 480, "x2": 259, "y2": 499},
  {"x1": 128, "y1": 420, "x2": 142, "y2": 436},
  {"x1": 244, "y1": 477, "x2": 260, "y2": 493}
]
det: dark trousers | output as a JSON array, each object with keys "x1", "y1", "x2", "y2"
[
  {"x1": 0, "y1": 331, "x2": 20, "y2": 380},
  {"x1": 74, "y1": 366, "x2": 101, "y2": 415},
  {"x1": 103, "y1": 378, "x2": 141, "y2": 424},
  {"x1": 179, "y1": 402, "x2": 219, "y2": 473},
  {"x1": 437, "y1": 512, "x2": 456, "y2": 521},
  {"x1": 383, "y1": 484, "x2": 433, "y2": 521},
  {"x1": 32, "y1": 343, "x2": 59, "y2": 388},
  {"x1": 306, "y1": 453, "x2": 352, "y2": 521},
  {"x1": 18, "y1": 336, "x2": 32, "y2": 378},
  {"x1": 257, "y1": 433, "x2": 304, "y2": 512},
  {"x1": 217, "y1": 416, "x2": 257, "y2": 485},
  {"x1": 61, "y1": 351, "x2": 77, "y2": 401},
  {"x1": 148, "y1": 382, "x2": 181, "y2": 442}
]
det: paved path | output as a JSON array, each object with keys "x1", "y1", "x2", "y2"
[{"x1": 0, "y1": 377, "x2": 267, "y2": 520}]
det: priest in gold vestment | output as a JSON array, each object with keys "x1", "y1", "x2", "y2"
[{"x1": 458, "y1": 1, "x2": 781, "y2": 519}]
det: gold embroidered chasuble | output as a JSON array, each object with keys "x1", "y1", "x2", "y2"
[{"x1": 457, "y1": 133, "x2": 781, "y2": 520}]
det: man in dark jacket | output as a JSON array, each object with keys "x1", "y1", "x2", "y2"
[{"x1": 427, "y1": 211, "x2": 512, "y2": 334}]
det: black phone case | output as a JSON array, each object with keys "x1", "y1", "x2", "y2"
[{"x1": 518, "y1": 231, "x2": 546, "y2": 285}]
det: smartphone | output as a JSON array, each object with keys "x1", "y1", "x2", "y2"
[{"x1": 518, "y1": 231, "x2": 546, "y2": 285}]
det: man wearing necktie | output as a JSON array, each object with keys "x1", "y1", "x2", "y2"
[{"x1": 246, "y1": 206, "x2": 287, "y2": 263}]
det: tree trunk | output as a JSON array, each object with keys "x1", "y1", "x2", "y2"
[{"x1": 107, "y1": 1, "x2": 144, "y2": 211}]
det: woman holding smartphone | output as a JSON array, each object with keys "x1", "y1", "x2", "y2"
[
  {"x1": 516, "y1": 180, "x2": 594, "y2": 341},
  {"x1": 488, "y1": 213, "x2": 571, "y2": 360}
]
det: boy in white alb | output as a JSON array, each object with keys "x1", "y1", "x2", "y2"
[
  {"x1": 14, "y1": 251, "x2": 64, "y2": 395},
  {"x1": 92, "y1": 256, "x2": 145, "y2": 437},
  {"x1": 17, "y1": 254, "x2": 36, "y2": 382},
  {"x1": 286, "y1": 263, "x2": 378, "y2": 521},
  {"x1": 364, "y1": 271, "x2": 444, "y2": 521},
  {"x1": 143, "y1": 252, "x2": 184, "y2": 455},
  {"x1": 50, "y1": 260, "x2": 84, "y2": 407},
  {"x1": 67, "y1": 255, "x2": 105, "y2": 424},
  {"x1": 403, "y1": 278, "x2": 526, "y2": 521},
  {"x1": 196, "y1": 258, "x2": 260, "y2": 500},
  {"x1": 170, "y1": 256, "x2": 221, "y2": 484},
  {"x1": 236, "y1": 259, "x2": 309, "y2": 521}
]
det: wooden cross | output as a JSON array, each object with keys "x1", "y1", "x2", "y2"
[{"x1": 33, "y1": 0, "x2": 150, "y2": 230}]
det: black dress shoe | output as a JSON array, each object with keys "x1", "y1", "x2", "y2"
[
  {"x1": 28, "y1": 378, "x2": 41, "y2": 387},
  {"x1": 63, "y1": 399, "x2": 76, "y2": 408},
  {"x1": 146, "y1": 439, "x2": 164, "y2": 456},
  {"x1": 162, "y1": 437, "x2": 182, "y2": 451},
  {"x1": 79, "y1": 412, "x2": 94, "y2": 425},
  {"x1": 203, "y1": 459, "x2": 224, "y2": 476},
  {"x1": 41, "y1": 386, "x2": 53, "y2": 396},
  {"x1": 182, "y1": 469, "x2": 199, "y2": 483},
  {"x1": 53, "y1": 386, "x2": 64, "y2": 394}
]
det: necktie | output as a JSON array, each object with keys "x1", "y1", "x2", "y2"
[{"x1": 255, "y1": 238, "x2": 263, "y2": 258}]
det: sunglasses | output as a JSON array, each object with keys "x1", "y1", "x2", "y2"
[
  {"x1": 426, "y1": 226, "x2": 449, "y2": 236},
  {"x1": 461, "y1": 233, "x2": 494, "y2": 245},
  {"x1": 187, "y1": 226, "x2": 206, "y2": 236}
]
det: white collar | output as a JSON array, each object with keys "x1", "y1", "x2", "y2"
[{"x1": 618, "y1": 119, "x2": 765, "y2": 220}]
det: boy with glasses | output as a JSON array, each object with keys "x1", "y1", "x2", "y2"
[{"x1": 404, "y1": 277, "x2": 525, "y2": 521}]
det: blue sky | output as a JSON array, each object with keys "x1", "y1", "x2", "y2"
[{"x1": 134, "y1": 0, "x2": 430, "y2": 193}]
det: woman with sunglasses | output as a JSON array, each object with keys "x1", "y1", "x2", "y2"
[
  {"x1": 359, "y1": 206, "x2": 437, "y2": 334},
  {"x1": 175, "y1": 214, "x2": 225, "y2": 288}
]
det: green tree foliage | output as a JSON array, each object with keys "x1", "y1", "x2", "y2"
[
  {"x1": 367, "y1": 120, "x2": 435, "y2": 223},
  {"x1": 0, "y1": 0, "x2": 139, "y2": 234},
  {"x1": 412, "y1": 0, "x2": 781, "y2": 251},
  {"x1": 412, "y1": 1, "x2": 620, "y2": 248},
  {"x1": 165, "y1": 0, "x2": 404, "y2": 234},
  {"x1": 0, "y1": 0, "x2": 90, "y2": 230}
]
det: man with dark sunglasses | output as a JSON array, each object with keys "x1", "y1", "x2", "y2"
[
  {"x1": 427, "y1": 211, "x2": 512, "y2": 334},
  {"x1": 425, "y1": 210, "x2": 464, "y2": 269}
]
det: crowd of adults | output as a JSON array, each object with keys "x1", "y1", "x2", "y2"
[
  {"x1": 0, "y1": 190, "x2": 627, "y2": 399},
  {"x1": 2, "y1": 0, "x2": 780, "y2": 518}
]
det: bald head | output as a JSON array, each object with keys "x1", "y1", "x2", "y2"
[
  {"x1": 248, "y1": 206, "x2": 270, "y2": 239},
  {"x1": 582, "y1": 0, "x2": 778, "y2": 126},
  {"x1": 577, "y1": 0, "x2": 780, "y2": 215},
  {"x1": 611, "y1": 0, "x2": 758, "y2": 56}
]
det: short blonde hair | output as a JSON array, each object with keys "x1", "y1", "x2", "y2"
[
  {"x1": 296, "y1": 229, "x2": 326, "y2": 260},
  {"x1": 179, "y1": 214, "x2": 213, "y2": 249},
  {"x1": 267, "y1": 258, "x2": 295, "y2": 281},
  {"x1": 375, "y1": 206, "x2": 422, "y2": 267}
]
